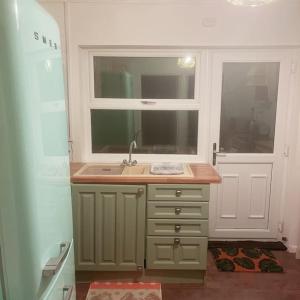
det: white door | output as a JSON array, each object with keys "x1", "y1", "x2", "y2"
[{"x1": 209, "y1": 50, "x2": 292, "y2": 239}]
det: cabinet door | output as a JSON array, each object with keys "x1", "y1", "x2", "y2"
[
  {"x1": 147, "y1": 237, "x2": 208, "y2": 270},
  {"x1": 116, "y1": 187, "x2": 145, "y2": 270},
  {"x1": 72, "y1": 184, "x2": 146, "y2": 271}
]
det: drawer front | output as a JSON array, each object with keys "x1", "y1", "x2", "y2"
[
  {"x1": 147, "y1": 219, "x2": 208, "y2": 236},
  {"x1": 148, "y1": 184, "x2": 209, "y2": 202},
  {"x1": 147, "y1": 201, "x2": 209, "y2": 219},
  {"x1": 147, "y1": 237, "x2": 208, "y2": 270}
]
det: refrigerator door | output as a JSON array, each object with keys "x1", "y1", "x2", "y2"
[
  {"x1": 42, "y1": 242, "x2": 76, "y2": 300},
  {"x1": 0, "y1": 0, "x2": 75, "y2": 299}
]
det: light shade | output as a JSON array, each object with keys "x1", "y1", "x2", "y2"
[{"x1": 227, "y1": 0, "x2": 276, "y2": 6}]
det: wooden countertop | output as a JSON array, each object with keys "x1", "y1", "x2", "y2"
[{"x1": 70, "y1": 163, "x2": 221, "y2": 184}]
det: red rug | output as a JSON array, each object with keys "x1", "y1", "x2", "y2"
[{"x1": 85, "y1": 282, "x2": 162, "y2": 300}]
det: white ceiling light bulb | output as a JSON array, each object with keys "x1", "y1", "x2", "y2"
[{"x1": 227, "y1": 0, "x2": 276, "y2": 7}]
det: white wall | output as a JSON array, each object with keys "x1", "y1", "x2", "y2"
[
  {"x1": 66, "y1": 0, "x2": 300, "y2": 47},
  {"x1": 40, "y1": 0, "x2": 300, "y2": 253},
  {"x1": 281, "y1": 65, "x2": 300, "y2": 253}
]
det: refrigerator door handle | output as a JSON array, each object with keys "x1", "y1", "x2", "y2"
[
  {"x1": 63, "y1": 285, "x2": 73, "y2": 300},
  {"x1": 42, "y1": 241, "x2": 71, "y2": 277}
]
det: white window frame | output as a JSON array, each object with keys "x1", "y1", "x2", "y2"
[{"x1": 79, "y1": 48, "x2": 210, "y2": 163}]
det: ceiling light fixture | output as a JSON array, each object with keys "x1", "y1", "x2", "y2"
[
  {"x1": 227, "y1": 0, "x2": 276, "y2": 7},
  {"x1": 177, "y1": 56, "x2": 196, "y2": 69}
]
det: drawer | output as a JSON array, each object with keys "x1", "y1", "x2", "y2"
[
  {"x1": 148, "y1": 184, "x2": 209, "y2": 202},
  {"x1": 147, "y1": 237, "x2": 208, "y2": 270},
  {"x1": 147, "y1": 201, "x2": 209, "y2": 219},
  {"x1": 147, "y1": 219, "x2": 208, "y2": 236}
]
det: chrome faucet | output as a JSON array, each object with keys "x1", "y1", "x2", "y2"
[{"x1": 122, "y1": 140, "x2": 137, "y2": 166}]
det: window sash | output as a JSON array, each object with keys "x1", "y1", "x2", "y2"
[{"x1": 88, "y1": 50, "x2": 202, "y2": 108}]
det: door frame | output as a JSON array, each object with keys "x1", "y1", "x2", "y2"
[{"x1": 208, "y1": 49, "x2": 293, "y2": 240}]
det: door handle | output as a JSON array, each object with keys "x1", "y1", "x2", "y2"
[
  {"x1": 213, "y1": 143, "x2": 217, "y2": 166},
  {"x1": 42, "y1": 241, "x2": 71, "y2": 277},
  {"x1": 213, "y1": 143, "x2": 226, "y2": 165},
  {"x1": 63, "y1": 285, "x2": 73, "y2": 300}
]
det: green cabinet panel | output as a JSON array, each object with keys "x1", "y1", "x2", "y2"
[
  {"x1": 147, "y1": 201, "x2": 209, "y2": 219},
  {"x1": 72, "y1": 184, "x2": 146, "y2": 271},
  {"x1": 147, "y1": 237, "x2": 208, "y2": 270},
  {"x1": 147, "y1": 219, "x2": 208, "y2": 237},
  {"x1": 148, "y1": 184, "x2": 209, "y2": 202}
]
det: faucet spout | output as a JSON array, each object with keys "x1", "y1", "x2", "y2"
[{"x1": 122, "y1": 140, "x2": 137, "y2": 166}]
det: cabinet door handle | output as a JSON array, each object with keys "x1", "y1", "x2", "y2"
[
  {"x1": 137, "y1": 265, "x2": 143, "y2": 271},
  {"x1": 63, "y1": 285, "x2": 73, "y2": 300},
  {"x1": 175, "y1": 224, "x2": 181, "y2": 232},
  {"x1": 174, "y1": 238, "x2": 181, "y2": 246},
  {"x1": 175, "y1": 190, "x2": 182, "y2": 197},
  {"x1": 175, "y1": 207, "x2": 182, "y2": 215},
  {"x1": 137, "y1": 188, "x2": 144, "y2": 196},
  {"x1": 42, "y1": 241, "x2": 70, "y2": 277}
]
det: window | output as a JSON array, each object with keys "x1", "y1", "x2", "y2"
[
  {"x1": 81, "y1": 50, "x2": 205, "y2": 161},
  {"x1": 93, "y1": 56, "x2": 196, "y2": 99},
  {"x1": 220, "y1": 62, "x2": 280, "y2": 153},
  {"x1": 91, "y1": 110, "x2": 198, "y2": 154}
]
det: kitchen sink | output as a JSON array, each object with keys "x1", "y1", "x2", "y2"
[
  {"x1": 75, "y1": 164, "x2": 124, "y2": 176},
  {"x1": 121, "y1": 165, "x2": 148, "y2": 176},
  {"x1": 74, "y1": 163, "x2": 193, "y2": 177}
]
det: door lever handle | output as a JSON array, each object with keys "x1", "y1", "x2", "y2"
[
  {"x1": 213, "y1": 143, "x2": 217, "y2": 166},
  {"x1": 213, "y1": 143, "x2": 226, "y2": 165}
]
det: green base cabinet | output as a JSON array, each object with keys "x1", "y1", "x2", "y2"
[
  {"x1": 72, "y1": 184, "x2": 146, "y2": 271},
  {"x1": 146, "y1": 184, "x2": 209, "y2": 271}
]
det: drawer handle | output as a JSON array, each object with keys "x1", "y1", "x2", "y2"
[
  {"x1": 175, "y1": 207, "x2": 182, "y2": 215},
  {"x1": 42, "y1": 241, "x2": 70, "y2": 277},
  {"x1": 175, "y1": 224, "x2": 181, "y2": 232},
  {"x1": 174, "y1": 238, "x2": 181, "y2": 246},
  {"x1": 175, "y1": 190, "x2": 182, "y2": 197},
  {"x1": 63, "y1": 285, "x2": 73, "y2": 300}
]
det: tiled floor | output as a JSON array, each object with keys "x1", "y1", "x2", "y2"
[{"x1": 76, "y1": 251, "x2": 300, "y2": 300}]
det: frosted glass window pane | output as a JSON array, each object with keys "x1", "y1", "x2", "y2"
[
  {"x1": 220, "y1": 62, "x2": 280, "y2": 153},
  {"x1": 93, "y1": 57, "x2": 195, "y2": 99},
  {"x1": 91, "y1": 110, "x2": 198, "y2": 154}
]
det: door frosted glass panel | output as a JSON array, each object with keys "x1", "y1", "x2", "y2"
[
  {"x1": 220, "y1": 62, "x2": 280, "y2": 153},
  {"x1": 91, "y1": 110, "x2": 198, "y2": 154},
  {"x1": 93, "y1": 57, "x2": 195, "y2": 99}
]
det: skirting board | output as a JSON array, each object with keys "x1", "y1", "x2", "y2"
[
  {"x1": 288, "y1": 244, "x2": 298, "y2": 253},
  {"x1": 76, "y1": 270, "x2": 205, "y2": 284}
]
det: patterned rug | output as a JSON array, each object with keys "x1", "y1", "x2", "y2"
[
  {"x1": 85, "y1": 282, "x2": 162, "y2": 300},
  {"x1": 210, "y1": 247, "x2": 284, "y2": 273}
]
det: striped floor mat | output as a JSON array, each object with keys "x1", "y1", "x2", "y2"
[{"x1": 86, "y1": 282, "x2": 162, "y2": 300}]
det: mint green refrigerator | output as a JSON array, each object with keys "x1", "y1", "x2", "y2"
[{"x1": 0, "y1": 0, "x2": 75, "y2": 299}]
